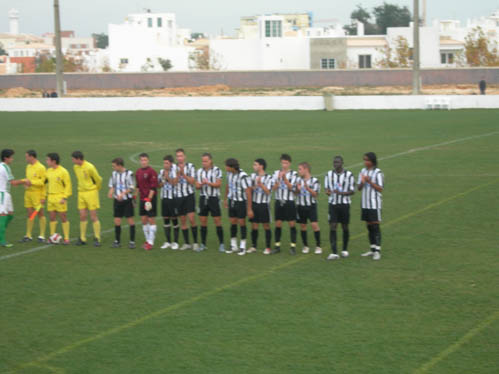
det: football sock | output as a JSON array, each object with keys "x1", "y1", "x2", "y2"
[
  {"x1": 0, "y1": 216, "x2": 7, "y2": 244},
  {"x1": 275, "y1": 227, "x2": 282, "y2": 243},
  {"x1": 265, "y1": 229, "x2": 272, "y2": 248},
  {"x1": 172, "y1": 219, "x2": 179, "y2": 242},
  {"x1": 191, "y1": 226, "x2": 198, "y2": 243},
  {"x1": 50, "y1": 221, "x2": 57, "y2": 236},
  {"x1": 314, "y1": 230, "x2": 321, "y2": 247},
  {"x1": 182, "y1": 228, "x2": 190, "y2": 244},
  {"x1": 290, "y1": 226, "x2": 297, "y2": 245},
  {"x1": 251, "y1": 229, "x2": 258, "y2": 247},
  {"x1": 80, "y1": 221, "x2": 88, "y2": 242},
  {"x1": 163, "y1": 219, "x2": 171, "y2": 242},
  {"x1": 216, "y1": 226, "x2": 224, "y2": 244},
  {"x1": 149, "y1": 224, "x2": 157, "y2": 245},
  {"x1": 129, "y1": 224, "x2": 136, "y2": 242},
  {"x1": 115, "y1": 225, "x2": 121, "y2": 243},
  {"x1": 240, "y1": 225, "x2": 247, "y2": 240},
  {"x1": 93, "y1": 220, "x2": 101, "y2": 241},
  {"x1": 301, "y1": 230, "x2": 308, "y2": 246},
  {"x1": 373, "y1": 224, "x2": 381, "y2": 250},
  {"x1": 201, "y1": 226, "x2": 207, "y2": 245},
  {"x1": 230, "y1": 224, "x2": 237, "y2": 239},
  {"x1": 62, "y1": 221, "x2": 70, "y2": 241},
  {"x1": 26, "y1": 218, "x2": 34, "y2": 238},
  {"x1": 39, "y1": 216, "x2": 46, "y2": 238},
  {"x1": 343, "y1": 229, "x2": 350, "y2": 251},
  {"x1": 330, "y1": 229, "x2": 337, "y2": 254},
  {"x1": 143, "y1": 224, "x2": 150, "y2": 242},
  {"x1": 368, "y1": 225, "x2": 376, "y2": 249}
]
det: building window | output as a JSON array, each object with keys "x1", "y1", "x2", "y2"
[
  {"x1": 147, "y1": 18, "x2": 153, "y2": 28},
  {"x1": 441, "y1": 52, "x2": 454, "y2": 64},
  {"x1": 265, "y1": 20, "x2": 282, "y2": 38},
  {"x1": 320, "y1": 58, "x2": 336, "y2": 69},
  {"x1": 120, "y1": 58, "x2": 129, "y2": 64},
  {"x1": 359, "y1": 55, "x2": 372, "y2": 69},
  {"x1": 157, "y1": 17, "x2": 162, "y2": 27}
]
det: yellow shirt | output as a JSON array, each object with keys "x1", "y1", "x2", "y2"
[
  {"x1": 46, "y1": 165, "x2": 72, "y2": 198},
  {"x1": 25, "y1": 160, "x2": 47, "y2": 194},
  {"x1": 73, "y1": 161, "x2": 102, "y2": 192}
]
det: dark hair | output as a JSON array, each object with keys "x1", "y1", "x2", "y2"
[
  {"x1": 254, "y1": 158, "x2": 267, "y2": 170},
  {"x1": 175, "y1": 148, "x2": 185, "y2": 154},
  {"x1": 334, "y1": 155, "x2": 343, "y2": 162},
  {"x1": 71, "y1": 151, "x2": 84, "y2": 160},
  {"x1": 225, "y1": 158, "x2": 240, "y2": 171},
  {"x1": 299, "y1": 162, "x2": 311, "y2": 172},
  {"x1": 1, "y1": 149, "x2": 14, "y2": 161},
  {"x1": 139, "y1": 153, "x2": 149, "y2": 159},
  {"x1": 280, "y1": 153, "x2": 292, "y2": 162},
  {"x1": 47, "y1": 152, "x2": 60, "y2": 164},
  {"x1": 364, "y1": 152, "x2": 377, "y2": 167},
  {"x1": 202, "y1": 152, "x2": 212, "y2": 160},
  {"x1": 26, "y1": 150, "x2": 37, "y2": 158},
  {"x1": 163, "y1": 155, "x2": 174, "y2": 163},
  {"x1": 112, "y1": 157, "x2": 124, "y2": 166}
]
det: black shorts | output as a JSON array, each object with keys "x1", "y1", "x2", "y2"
[
  {"x1": 329, "y1": 204, "x2": 351, "y2": 224},
  {"x1": 250, "y1": 202, "x2": 271, "y2": 224},
  {"x1": 161, "y1": 198, "x2": 177, "y2": 217},
  {"x1": 275, "y1": 200, "x2": 297, "y2": 222},
  {"x1": 228, "y1": 200, "x2": 247, "y2": 219},
  {"x1": 199, "y1": 196, "x2": 221, "y2": 217},
  {"x1": 114, "y1": 199, "x2": 134, "y2": 218},
  {"x1": 176, "y1": 194, "x2": 195, "y2": 216},
  {"x1": 139, "y1": 195, "x2": 157, "y2": 217},
  {"x1": 296, "y1": 204, "x2": 318, "y2": 224},
  {"x1": 361, "y1": 208, "x2": 382, "y2": 222}
]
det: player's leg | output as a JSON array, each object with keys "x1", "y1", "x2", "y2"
[
  {"x1": 288, "y1": 202, "x2": 297, "y2": 255},
  {"x1": 145, "y1": 197, "x2": 157, "y2": 249},
  {"x1": 361, "y1": 209, "x2": 375, "y2": 257},
  {"x1": 48, "y1": 208, "x2": 58, "y2": 242},
  {"x1": 0, "y1": 192, "x2": 12, "y2": 246},
  {"x1": 237, "y1": 215, "x2": 247, "y2": 255},
  {"x1": 38, "y1": 205, "x2": 46, "y2": 242},
  {"x1": 262, "y1": 222, "x2": 272, "y2": 254},
  {"x1": 272, "y1": 201, "x2": 282, "y2": 254},
  {"x1": 213, "y1": 215, "x2": 224, "y2": 252},
  {"x1": 300, "y1": 222, "x2": 309, "y2": 253},
  {"x1": 113, "y1": 217, "x2": 122, "y2": 247},
  {"x1": 23, "y1": 192, "x2": 34, "y2": 242},
  {"x1": 59, "y1": 210, "x2": 70, "y2": 245},
  {"x1": 160, "y1": 198, "x2": 171, "y2": 249},
  {"x1": 77, "y1": 192, "x2": 88, "y2": 245},
  {"x1": 250, "y1": 222, "x2": 259, "y2": 252},
  {"x1": 370, "y1": 209, "x2": 382, "y2": 260},
  {"x1": 88, "y1": 191, "x2": 101, "y2": 246},
  {"x1": 187, "y1": 195, "x2": 198, "y2": 250},
  {"x1": 340, "y1": 205, "x2": 351, "y2": 257},
  {"x1": 0, "y1": 214, "x2": 8, "y2": 247},
  {"x1": 199, "y1": 215, "x2": 208, "y2": 249},
  {"x1": 327, "y1": 216, "x2": 340, "y2": 260},
  {"x1": 311, "y1": 221, "x2": 321, "y2": 254},
  {"x1": 228, "y1": 216, "x2": 238, "y2": 253},
  {"x1": 126, "y1": 199, "x2": 136, "y2": 249}
]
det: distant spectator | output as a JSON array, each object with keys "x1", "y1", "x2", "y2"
[
  {"x1": 42, "y1": 91, "x2": 49, "y2": 98},
  {"x1": 479, "y1": 79, "x2": 486, "y2": 95},
  {"x1": 50, "y1": 91, "x2": 58, "y2": 98}
]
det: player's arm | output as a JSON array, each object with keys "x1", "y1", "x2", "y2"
[
  {"x1": 358, "y1": 173, "x2": 365, "y2": 191},
  {"x1": 282, "y1": 173, "x2": 294, "y2": 191},
  {"x1": 343, "y1": 174, "x2": 356, "y2": 196},
  {"x1": 208, "y1": 171, "x2": 222, "y2": 188},
  {"x1": 63, "y1": 170, "x2": 72, "y2": 198},
  {"x1": 91, "y1": 165, "x2": 103, "y2": 190},
  {"x1": 368, "y1": 172, "x2": 384, "y2": 192},
  {"x1": 272, "y1": 172, "x2": 280, "y2": 191},
  {"x1": 245, "y1": 179, "x2": 253, "y2": 218},
  {"x1": 10, "y1": 179, "x2": 28, "y2": 186},
  {"x1": 305, "y1": 181, "x2": 319, "y2": 198},
  {"x1": 194, "y1": 170, "x2": 202, "y2": 190},
  {"x1": 259, "y1": 177, "x2": 271, "y2": 195},
  {"x1": 324, "y1": 175, "x2": 332, "y2": 196},
  {"x1": 108, "y1": 187, "x2": 114, "y2": 199},
  {"x1": 184, "y1": 165, "x2": 196, "y2": 186}
]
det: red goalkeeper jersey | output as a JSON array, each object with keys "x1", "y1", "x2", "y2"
[{"x1": 135, "y1": 167, "x2": 158, "y2": 201}]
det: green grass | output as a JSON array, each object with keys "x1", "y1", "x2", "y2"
[{"x1": 1, "y1": 110, "x2": 498, "y2": 374}]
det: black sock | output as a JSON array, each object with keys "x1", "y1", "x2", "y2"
[
  {"x1": 290, "y1": 226, "x2": 297, "y2": 245},
  {"x1": 130, "y1": 225, "x2": 135, "y2": 242},
  {"x1": 301, "y1": 230, "x2": 308, "y2": 246},
  {"x1": 216, "y1": 226, "x2": 224, "y2": 244},
  {"x1": 240, "y1": 225, "x2": 247, "y2": 240},
  {"x1": 251, "y1": 229, "x2": 258, "y2": 247},
  {"x1": 115, "y1": 225, "x2": 121, "y2": 243},
  {"x1": 314, "y1": 230, "x2": 321, "y2": 247},
  {"x1": 373, "y1": 224, "x2": 381, "y2": 249},
  {"x1": 343, "y1": 229, "x2": 350, "y2": 252},
  {"x1": 182, "y1": 228, "x2": 190, "y2": 244},
  {"x1": 367, "y1": 225, "x2": 375, "y2": 247},
  {"x1": 275, "y1": 227, "x2": 282, "y2": 243},
  {"x1": 172, "y1": 219, "x2": 179, "y2": 242},
  {"x1": 230, "y1": 224, "x2": 237, "y2": 238},
  {"x1": 191, "y1": 226, "x2": 198, "y2": 243},
  {"x1": 163, "y1": 218, "x2": 171, "y2": 242},
  {"x1": 330, "y1": 230, "x2": 337, "y2": 254},
  {"x1": 201, "y1": 226, "x2": 207, "y2": 245},
  {"x1": 265, "y1": 229, "x2": 272, "y2": 248}
]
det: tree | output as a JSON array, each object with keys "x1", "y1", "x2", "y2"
[
  {"x1": 35, "y1": 54, "x2": 86, "y2": 73},
  {"x1": 158, "y1": 58, "x2": 173, "y2": 71},
  {"x1": 92, "y1": 33, "x2": 109, "y2": 49},
  {"x1": 344, "y1": 5, "x2": 379, "y2": 35},
  {"x1": 377, "y1": 36, "x2": 412, "y2": 68},
  {"x1": 0, "y1": 42, "x2": 7, "y2": 56},
  {"x1": 464, "y1": 27, "x2": 499, "y2": 67},
  {"x1": 373, "y1": 2, "x2": 412, "y2": 34},
  {"x1": 190, "y1": 32, "x2": 205, "y2": 40}
]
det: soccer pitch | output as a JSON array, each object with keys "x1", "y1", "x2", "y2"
[{"x1": 1, "y1": 110, "x2": 498, "y2": 374}]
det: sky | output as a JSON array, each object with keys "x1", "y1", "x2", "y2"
[{"x1": 0, "y1": 0, "x2": 497, "y2": 37}]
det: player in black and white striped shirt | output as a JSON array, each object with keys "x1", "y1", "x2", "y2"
[
  {"x1": 158, "y1": 155, "x2": 180, "y2": 250},
  {"x1": 224, "y1": 158, "x2": 253, "y2": 255},
  {"x1": 249, "y1": 158, "x2": 274, "y2": 255},
  {"x1": 108, "y1": 158, "x2": 136, "y2": 248},
  {"x1": 271, "y1": 154, "x2": 298, "y2": 255},
  {"x1": 196, "y1": 153, "x2": 224, "y2": 252},
  {"x1": 358, "y1": 152, "x2": 384, "y2": 260},
  {"x1": 296, "y1": 162, "x2": 322, "y2": 255},
  {"x1": 324, "y1": 156, "x2": 355, "y2": 260},
  {"x1": 174, "y1": 148, "x2": 198, "y2": 251}
]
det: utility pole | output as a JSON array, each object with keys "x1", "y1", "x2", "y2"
[
  {"x1": 54, "y1": 0, "x2": 64, "y2": 97},
  {"x1": 412, "y1": 0, "x2": 421, "y2": 95},
  {"x1": 422, "y1": 0, "x2": 427, "y2": 27}
]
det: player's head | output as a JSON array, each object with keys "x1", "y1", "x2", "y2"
[
  {"x1": 46, "y1": 153, "x2": 60, "y2": 167},
  {"x1": 280, "y1": 153, "x2": 292, "y2": 170},
  {"x1": 298, "y1": 162, "x2": 311, "y2": 177},
  {"x1": 139, "y1": 153, "x2": 149, "y2": 168},
  {"x1": 71, "y1": 151, "x2": 84, "y2": 165},
  {"x1": 333, "y1": 155, "x2": 344, "y2": 171},
  {"x1": 163, "y1": 155, "x2": 174, "y2": 169},
  {"x1": 1, "y1": 149, "x2": 14, "y2": 164},
  {"x1": 363, "y1": 152, "x2": 377, "y2": 168},
  {"x1": 253, "y1": 158, "x2": 266, "y2": 173},
  {"x1": 201, "y1": 152, "x2": 213, "y2": 169},
  {"x1": 111, "y1": 157, "x2": 124, "y2": 171},
  {"x1": 175, "y1": 148, "x2": 185, "y2": 164},
  {"x1": 25, "y1": 150, "x2": 37, "y2": 164},
  {"x1": 225, "y1": 158, "x2": 239, "y2": 173}
]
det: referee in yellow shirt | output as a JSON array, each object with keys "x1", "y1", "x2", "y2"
[
  {"x1": 46, "y1": 153, "x2": 72, "y2": 244},
  {"x1": 20, "y1": 150, "x2": 47, "y2": 242},
  {"x1": 71, "y1": 151, "x2": 103, "y2": 246}
]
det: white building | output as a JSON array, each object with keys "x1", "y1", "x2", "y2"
[{"x1": 108, "y1": 11, "x2": 194, "y2": 72}]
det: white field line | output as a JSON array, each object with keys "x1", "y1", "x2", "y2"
[{"x1": 2, "y1": 130, "x2": 497, "y2": 263}]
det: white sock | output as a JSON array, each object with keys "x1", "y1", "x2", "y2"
[
  {"x1": 240, "y1": 239, "x2": 246, "y2": 250},
  {"x1": 149, "y1": 225, "x2": 157, "y2": 245},
  {"x1": 230, "y1": 237, "x2": 237, "y2": 249},
  {"x1": 143, "y1": 224, "x2": 150, "y2": 242}
]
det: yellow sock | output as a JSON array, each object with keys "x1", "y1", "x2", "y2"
[
  {"x1": 80, "y1": 221, "x2": 88, "y2": 242},
  {"x1": 26, "y1": 218, "x2": 34, "y2": 238},
  {"x1": 39, "y1": 216, "x2": 47, "y2": 238},
  {"x1": 62, "y1": 221, "x2": 70, "y2": 241},
  {"x1": 50, "y1": 221, "x2": 58, "y2": 236},
  {"x1": 93, "y1": 220, "x2": 101, "y2": 241}
]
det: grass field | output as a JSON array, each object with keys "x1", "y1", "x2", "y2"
[{"x1": 1, "y1": 110, "x2": 498, "y2": 374}]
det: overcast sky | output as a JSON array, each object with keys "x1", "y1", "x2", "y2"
[{"x1": 0, "y1": 0, "x2": 497, "y2": 37}]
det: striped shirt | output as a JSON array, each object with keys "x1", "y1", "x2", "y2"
[
  {"x1": 324, "y1": 169, "x2": 355, "y2": 205},
  {"x1": 358, "y1": 167, "x2": 384, "y2": 209},
  {"x1": 273, "y1": 170, "x2": 298, "y2": 201},
  {"x1": 196, "y1": 166, "x2": 222, "y2": 197},
  {"x1": 108, "y1": 170, "x2": 135, "y2": 200},
  {"x1": 227, "y1": 170, "x2": 250, "y2": 202},
  {"x1": 296, "y1": 177, "x2": 320, "y2": 206},
  {"x1": 174, "y1": 163, "x2": 196, "y2": 197},
  {"x1": 250, "y1": 173, "x2": 274, "y2": 204},
  {"x1": 159, "y1": 165, "x2": 177, "y2": 199}
]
